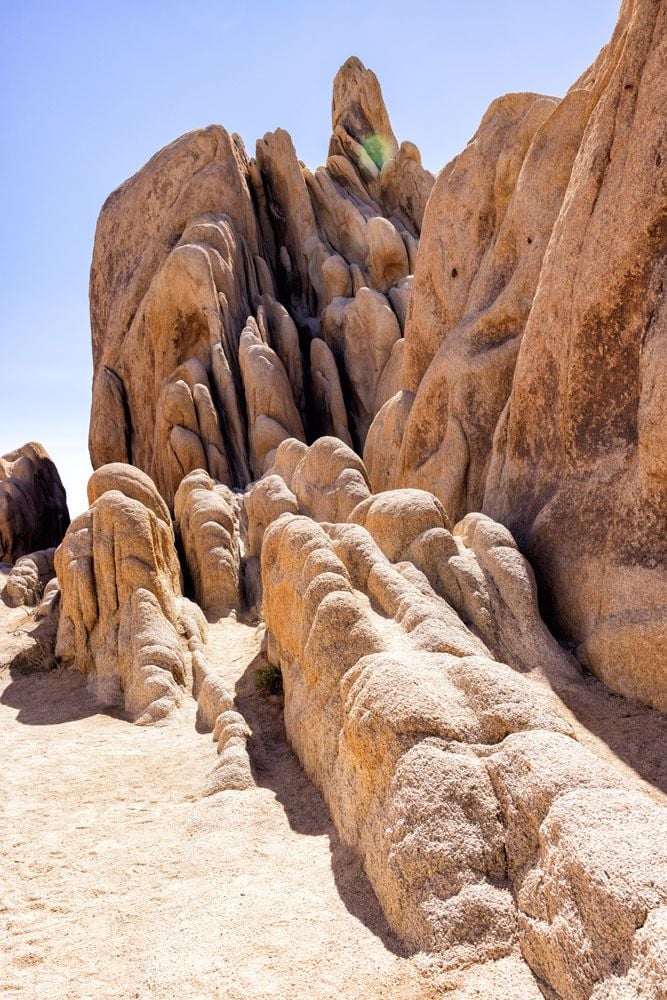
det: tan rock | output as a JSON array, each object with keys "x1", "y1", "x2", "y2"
[
  {"x1": 305, "y1": 167, "x2": 371, "y2": 270},
  {"x1": 192, "y1": 651, "x2": 233, "y2": 733},
  {"x1": 238, "y1": 317, "x2": 306, "y2": 477},
  {"x1": 257, "y1": 295, "x2": 305, "y2": 415},
  {"x1": 174, "y1": 469, "x2": 241, "y2": 615},
  {"x1": 379, "y1": 140, "x2": 435, "y2": 234},
  {"x1": 290, "y1": 437, "x2": 371, "y2": 523},
  {"x1": 5, "y1": 548, "x2": 56, "y2": 608},
  {"x1": 363, "y1": 389, "x2": 414, "y2": 494},
  {"x1": 55, "y1": 464, "x2": 204, "y2": 724},
  {"x1": 322, "y1": 287, "x2": 401, "y2": 447},
  {"x1": 365, "y1": 215, "x2": 410, "y2": 293},
  {"x1": 261, "y1": 438, "x2": 308, "y2": 491},
  {"x1": 204, "y1": 710, "x2": 254, "y2": 794},
  {"x1": 349, "y1": 488, "x2": 451, "y2": 561},
  {"x1": 90, "y1": 127, "x2": 259, "y2": 374},
  {"x1": 261, "y1": 505, "x2": 667, "y2": 993},
  {"x1": 255, "y1": 128, "x2": 320, "y2": 314},
  {"x1": 244, "y1": 474, "x2": 298, "y2": 561},
  {"x1": 365, "y1": 0, "x2": 667, "y2": 712},
  {"x1": 88, "y1": 54, "x2": 428, "y2": 507},
  {"x1": 34, "y1": 576, "x2": 61, "y2": 621},
  {"x1": 396, "y1": 88, "x2": 579, "y2": 520},
  {"x1": 309, "y1": 337, "x2": 353, "y2": 447},
  {"x1": 305, "y1": 236, "x2": 353, "y2": 310},
  {"x1": 484, "y1": 0, "x2": 667, "y2": 710}
]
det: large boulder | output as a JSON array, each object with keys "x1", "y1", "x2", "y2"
[
  {"x1": 0, "y1": 443, "x2": 69, "y2": 563},
  {"x1": 88, "y1": 57, "x2": 430, "y2": 509},
  {"x1": 368, "y1": 0, "x2": 667, "y2": 711},
  {"x1": 484, "y1": 0, "x2": 667, "y2": 712},
  {"x1": 261, "y1": 508, "x2": 667, "y2": 995},
  {"x1": 55, "y1": 464, "x2": 205, "y2": 724}
]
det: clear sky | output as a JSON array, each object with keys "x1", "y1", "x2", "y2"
[{"x1": 1, "y1": 0, "x2": 619, "y2": 516}]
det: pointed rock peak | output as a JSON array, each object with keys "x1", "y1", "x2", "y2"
[{"x1": 331, "y1": 56, "x2": 398, "y2": 170}]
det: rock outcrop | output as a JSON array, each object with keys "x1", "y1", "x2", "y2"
[
  {"x1": 174, "y1": 469, "x2": 241, "y2": 616},
  {"x1": 257, "y1": 441, "x2": 667, "y2": 998},
  {"x1": 88, "y1": 58, "x2": 433, "y2": 511},
  {"x1": 5, "y1": 548, "x2": 56, "y2": 608},
  {"x1": 0, "y1": 443, "x2": 69, "y2": 563},
  {"x1": 68, "y1": 5, "x2": 667, "y2": 994},
  {"x1": 368, "y1": 0, "x2": 667, "y2": 712},
  {"x1": 54, "y1": 464, "x2": 206, "y2": 723}
]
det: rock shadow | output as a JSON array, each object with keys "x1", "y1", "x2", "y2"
[
  {"x1": 233, "y1": 649, "x2": 412, "y2": 958},
  {"x1": 1, "y1": 656, "x2": 130, "y2": 727},
  {"x1": 544, "y1": 655, "x2": 667, "y2": 798}
]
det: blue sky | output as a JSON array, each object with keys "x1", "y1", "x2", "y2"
[{"x1": 1, "y1": 0, "x2": 619, "y2": 516}]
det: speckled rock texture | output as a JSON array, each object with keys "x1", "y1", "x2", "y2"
[
  {"x1": 54, "y1": 464, "x2": 207, "y2": 724},
  {"x1": 368, "y1": 0, "x2": 667, "y2": 712},
  {"x1": 4, "y1": 547, "x2": 56, "y2": 607},
  {"x1": 174, "y1": 469, "x2": 241, "y2": 615},
  {"x1": 258, "y1": 442, "x2": 667, "y2": 999},
  {"x1": 88, "y1": 57, "x2": 432, "y2": 507}
]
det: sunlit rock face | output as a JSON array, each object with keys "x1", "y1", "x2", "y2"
[
  {"x1": 254, "y1": 437, "x2": 667, "y2": 1000},
  {"x1": 55, "y1": 464, "x2": 207, "y2": 725},
  {"x1": 79, "y1": 10, "x2": 667, "y2": 995},
  {"x1": 367, "y1": 0, "x2": 667, "y2": 713},
  {"x1": 88, "y1": 56, "x2": 433, "y2": 509}
]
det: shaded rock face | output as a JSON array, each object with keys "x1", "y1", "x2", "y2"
[
  {"x1": 173, "y1": 469, "x2": 241, "y2": 615},
  {"x1": 0, "y1": 443, "x2": 70, "y2": 563},
  {"x1": 256, "y1": 440, "x2": 667, "y2": 999},
  {"x1": 88, "y1": 57, "x2": 433, "y2": 508},
  {"x1": 368, "y1": 0, "x2": 667, "y2": 712},
  {"x1": 54, "y1": 464, "x2": 206, "y2": 724}
]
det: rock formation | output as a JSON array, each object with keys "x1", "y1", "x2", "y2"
[
  {"x1": 25, "y1": 3, "x2": 666, "y2": 995},
  {"x1": 367, "y1": 0, "x2": 667, "y2": 712},
  {"x1": 174, "y1": 469, "x2": 241, "y2": 615},
  {"x1": 0, "y1": 443, "x2": 69, "y2": 563},
  {"x1": 88, "y1": 58, "x2": 433, "y2": 506},
  {"x1": 256, "y1": 440, "x2": 667, "y2": 998},
  {"x1": 55, "y1": 463, "x2": 207, "y2": 723},
  {"x1": 4, "y1": 547, "x2": 56, "y2": 607}
]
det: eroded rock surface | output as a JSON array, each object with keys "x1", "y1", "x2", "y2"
[
  {"x1": 257, "y1": 442, "x2": 667, "y2": 998},
  {"x1": 55, "y1": 464, "x2": 206, "y2": 724},
  {"x1": 0, "y1": 443, "x2": 69, "y2": 563},
  {"x1": 369, "y1": 0, "x2": 667, "y2": 712},
  {"x1": 174, "y1": 469, "x2": 241, "y2": 615},
  {"x1": 88, "y1": 57, "x2": 433, "y2": 509},
  {"x1": 5, "y1": 548, "x2": 56, "y2": 608}
]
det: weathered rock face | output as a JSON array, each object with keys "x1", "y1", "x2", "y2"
[
  {"x1": 54, "y1": 464, "x2": 206, "y2": 724},
  {"x1": 368, "y1": 0, "x2": 667, "y2": 712},
  {"x1": 257, "y1": 441, "x2": 667, "y2": 998},
  {"x1": 88, "y1": 57, "x2": 433, "y2": 508},
  {"x1": 484, "y1": 0, "x2": 667, "y2": 712},
  {"x1": 75, "y1": 7, "x2": 667, "y2": 993},
  {"x1": 5, "y1": 548, "x2": 56, "y2": 608},
  {"x1": 174, "y1": 469, "x2": 241, "y2": 615},
  {"x1": 0, "y1": 443, "x2": 69, "y2": 563}
]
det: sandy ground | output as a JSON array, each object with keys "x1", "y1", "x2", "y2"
[
  {"x1": 0, "y1": 569, "x2": 436, "y2": 1000},
  {"x1": 2, "y1": 564, "x2": 666, "y2": 1000}
]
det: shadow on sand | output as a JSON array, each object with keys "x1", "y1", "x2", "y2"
[
  {"x1": 1, "y1": 627, "x2": 129, "y2": 727},
  {"x1": 232, "y1": 648, "x2": 412, "y2": 958}
]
